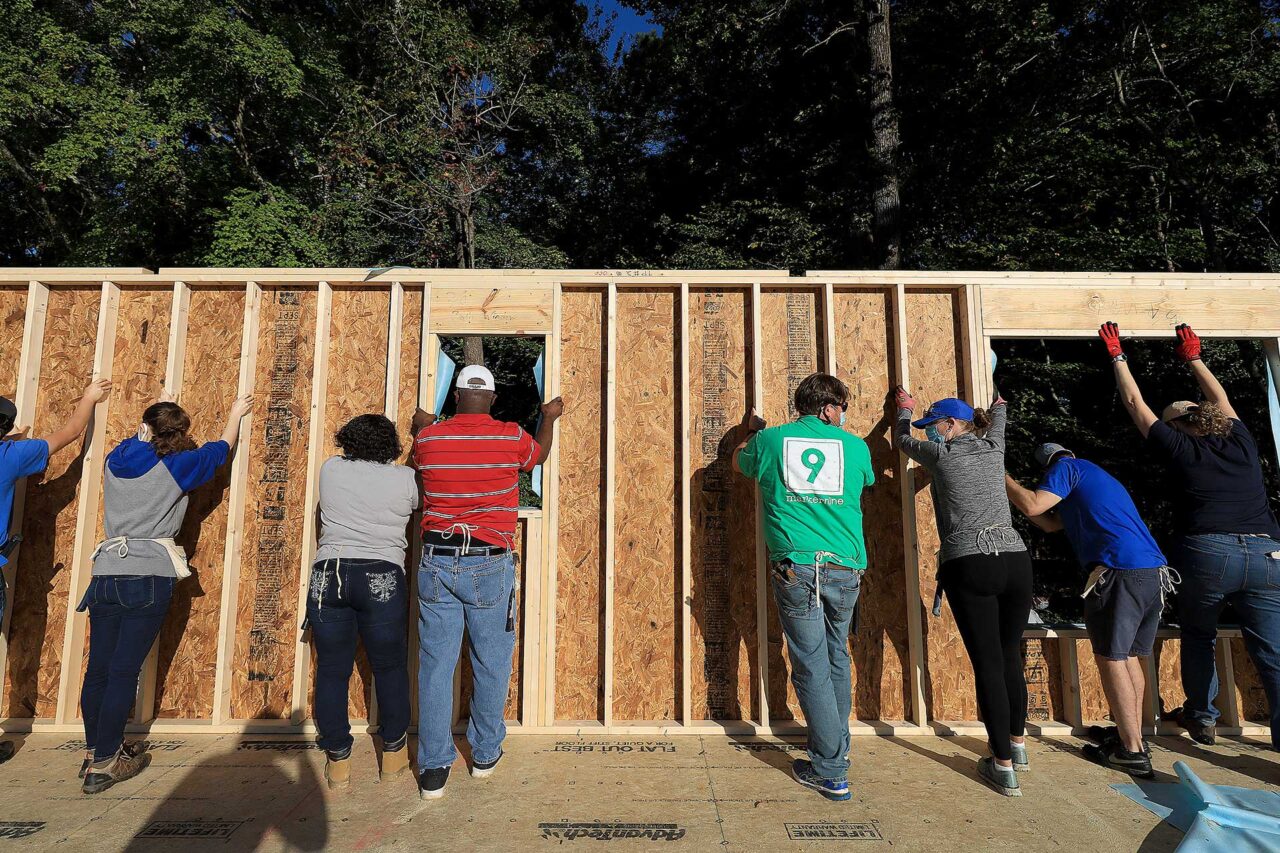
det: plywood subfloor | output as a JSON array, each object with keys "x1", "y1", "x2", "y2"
[{"x1": 0, "y1": 732, "x2": 1274, "y2": 851}]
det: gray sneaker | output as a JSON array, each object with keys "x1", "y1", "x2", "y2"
[
  {"x1": 1010, "y1": 742, "x2": 1029, "y2": 772},
  {"x1": 978, "y1": 757, "x2": 1021, "y2": 797}
]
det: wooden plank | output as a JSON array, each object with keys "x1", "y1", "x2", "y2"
[
  {"x1": 891, "y1": 284, "x2": 927, "y2": 727},
  {"x1": 385, "y1": 283, "x2": 405, "y2": 420},
  {"x1": 428, "y1": 285, "x2": 553, "y2": 334},
  {"x1": 1214, "y1": 638, "x2": 1241, "y2": 728},
  {"x1": 134, "y1": 281, "x2": 190, "y2": 723},
  {"x1": 159, "y1": 285, "x2": 246, "y2": 720},
  {"x1": 750, "y1": 281, "x2": 769, "y2": 729},
  {"x1": 679, "y1": 282, "x2": 692, "y2": 726},
  {"x1": 0, "y1": 283, "x2": 39, "y2": 708},
  {"x1": 1060, "y1": 637, "x2": 1083, "y2": 728},
  {"x1": 54, "y1": 281, "x2": 120, "y2": 724},
  {"x1": 603, "y1": 281, "x2": 617, "y2": 727},
  {"x1": 542, "y1": 282, "x2": 565, "y2": 725},
  {"x1": 612, "y1": 287, "x2": 679, "y2": 722},
  {"x1": 980, "y1": 286, "x2": 1280, "y2": 333},
  {"x1": 289, "y1": 281, "x2": 334, "y2": 723},
  {"x1": 403, "y1": 284, "x2": 429, "y2": 725},
  {"x1": 212, "y1": 283, "x2": 261, "y2": 724},
  {"x1": 521, "y1": 518, "x2": 543, "y2": 725}
]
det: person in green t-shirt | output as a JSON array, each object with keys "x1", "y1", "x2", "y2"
[{"x1": 734, "y1": 373, "x2": 874, "y2": 801}]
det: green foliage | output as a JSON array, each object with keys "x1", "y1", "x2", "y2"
[{"x1": 203, "y1": 188, "x2": 334, "y2": 267}]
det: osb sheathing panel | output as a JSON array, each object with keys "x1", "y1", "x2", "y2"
[
  {"x1": 905, "y1": 290, "x2": 975, "y2": 721},
  {"x1": 1077, "y1": 639, "x2": 1111, "y2": 722},
  {"x1": 230, "y1": 287, "x2": 317, "y2": 719},
  {"x1": 834, "y1": 289, "x2": 908, "y2": 721},
  {"x1": 157, "y1": 287, "x2": 245, "y2": 719},
  {"x1": 4, "y1": 287, "x2": 100, "y2": 718},
  {"x1": 81, "y1": 288, "x2": 172, "y2": 702},
  {"x1": 1154, "y1": 638, "x2": 1182, "y2": 721},
  {"x1": 306, "y1": 287, "x2": 390, "y2": 722},
  {"x1": 688, "y1": 289, "x2": 758, "y2": 721},
  {"x1": 1023, "y1": 638, "x2": 1064, "y2": 723},
  {"x1": 760, "y1": 288, "x2": 823, "y2": 722},
  {"x1": 612, "y1": 288, "x2": 680, "y2": 721},
  {"x1": 0, "y1": 288, "x2": 25, "y2": 397},
  {"x1": 554, "y1": 288, "x2": 606, "y2": 720},
  {"x1": 458, "y1": 519, "x2": 528, "y2": 723},
  {"x1": 1231, "y1": 638, "x2": 1270, "y2": 723}
]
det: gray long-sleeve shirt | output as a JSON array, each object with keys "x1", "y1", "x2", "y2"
[{"x1": 894, "y1": 403, "x2": 1026, "y2": 563}]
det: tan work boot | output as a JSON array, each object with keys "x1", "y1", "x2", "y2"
[
  {"x1": 82, "y1": 743, "x2": 150, "y2": 795},
  {"x1": 380, "y1": 746, "x2": 410, "y2": 781},
  {"x1": 325, "y1": 754, "x2": 351, "y2": 790}
]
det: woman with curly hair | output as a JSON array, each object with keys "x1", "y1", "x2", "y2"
[
  {"x1": 1103, "y1": 322, "x2": 1280, "y2": 752},
  {"x1": 80, "y1": 394, "x2": 253, "y2": 794},
  {"x1": 308, "y1": 414, "x2": 419, "y2": 789}
]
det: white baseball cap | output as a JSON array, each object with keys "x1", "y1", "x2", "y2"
[{"x1": 456, "y1": 365, "x2": 496, "y2": 392}]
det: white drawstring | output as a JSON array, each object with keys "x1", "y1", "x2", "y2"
[
  {"x1": 335, "y1": 556, "x2": 343, "y2": 601},
  {"x1": 441, "y1": 522, "x2": 478, "y2": 554},
  {"x1": 1159, "y1": 565, "x2": 1181, "y2": 603},
  {"x1": 96, "y1": 536, "x2": 130, "y2": 559},
  {"x1": 974, "y1": 525, "x2": 1018, "y2": 556}
]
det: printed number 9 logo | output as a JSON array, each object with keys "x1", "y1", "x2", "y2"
[{"x1": 801, "y1": 448, "x2": 826, "y2": 483}]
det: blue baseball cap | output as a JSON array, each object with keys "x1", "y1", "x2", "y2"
[
  {"x1": 1034, "y1": 442, "x2": 1074, "y2": 468},
  {"x1": 911, "y1": 398, "x2": 975, "y2": 429}
]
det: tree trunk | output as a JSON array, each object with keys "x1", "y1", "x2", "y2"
[
  {"x1": 452, "y1": 201, "x2": 484, "y2": 365},
  {"x1": 866, "y1": 0, "x2": 902, "y2": 270}
]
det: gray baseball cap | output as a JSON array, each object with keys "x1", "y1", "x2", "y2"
[{"x1": 1033, "y1": 442, "x2": 1074, "y2": 468}]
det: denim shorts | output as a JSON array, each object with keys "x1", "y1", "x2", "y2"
[{"x1": 1084, "y1": 567, "x2": 1163, "y2": 660}]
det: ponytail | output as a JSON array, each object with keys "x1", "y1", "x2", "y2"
[
  {"x1": 142, "y1": 402, "x2": 198, "y2": 458},
  {"x1": 971, "y1": 408, "x2": 992, "y2": 435}
]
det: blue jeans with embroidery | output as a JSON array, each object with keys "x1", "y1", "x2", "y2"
[
  {"x1": 770, "y1": 560, "x2": 861, "y2": 780},
  {"x1": 1176, "y1": 533, "x2": 1280, "y2": 749},
  {"x1": 78, "y1": 574, "x2": 175, "y2": 763},
  {"x1": 306, "y1": 558, "x2": 410, "y2": 758},
  {"x1": 417, "y1": 547, "x2": 518, "y2": 771}
]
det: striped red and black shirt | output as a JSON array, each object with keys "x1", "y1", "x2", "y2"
[{"x1": 413, "y1": 414, "x2": 541, "y2": 548}]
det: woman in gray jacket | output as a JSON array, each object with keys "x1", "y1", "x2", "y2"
[
  {"x1": 894, "y1": 386, "x2": 1031, "y2": 797},
  {"x1": 79, "y1": 394, "x2": 253, "y2": 794}
]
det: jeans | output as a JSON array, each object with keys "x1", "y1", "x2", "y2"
[
  {"x1": 770, "y1": 560, "x2": 861, "y2": 780},
  {"x1": 417, "y1": 546, "x2": 518, "y2": 771},
  {"x1": 77, "y1": 574, "x2": 175, "y2": 763},
  {"x1": 1177, "y1": 533, "x2": 1280, "y2": 749},
  {"x1": 305, "y1": 558, "x2": 410, "y2": 758}
]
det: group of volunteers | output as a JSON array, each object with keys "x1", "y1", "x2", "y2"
[
  {"x1": 0, "y1": 320, "x2": 1274, "y2": 803},
  {"x1": 735, "y1": 322, "x2": 1279, "y2": 800},
  {"x1": 0, "y1": 361, "x2": 561, "y2": 800}
]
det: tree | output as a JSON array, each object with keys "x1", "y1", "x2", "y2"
[{"x1": 865, "y1": 0, "x2": 902, "y2": 269}]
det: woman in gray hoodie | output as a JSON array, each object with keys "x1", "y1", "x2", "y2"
[{"x1": 78, "y1": 393, "x2": 253, "y2": 794}]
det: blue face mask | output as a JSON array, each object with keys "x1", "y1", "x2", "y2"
[
  {"x1": 925, "y1": 423, "x2": 946, "y2": 444},
  {"x1": 839, "y1": 411, "x2": 846, "y2": 427}
]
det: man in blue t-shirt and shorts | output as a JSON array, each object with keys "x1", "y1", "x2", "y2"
[{"x1": 1006, "y1": 445, "x2": 1170, "y2": 779}]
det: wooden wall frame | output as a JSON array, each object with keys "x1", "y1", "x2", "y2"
[{"x1": 0, "y1": 268, "x2": 1270, "y2": 741}]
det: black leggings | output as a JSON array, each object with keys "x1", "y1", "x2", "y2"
[{"x1": 939, "y1": 551, "x2": 1033, "y2": 762}]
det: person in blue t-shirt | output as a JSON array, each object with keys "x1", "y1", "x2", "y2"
[
  {"x1": 1005, "y1": 445, "x2": 1170, "y2": 780},
  {"x1": 0, "y1": 378, "x2": 113, "y2": 763}
]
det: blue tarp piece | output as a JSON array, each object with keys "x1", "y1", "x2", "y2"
[
  {"x1": 531, "y1": 351, "x2": 546, "y2": 497},
  {"x1": 1113, "y1": 760, "x2": 1280, "y2": 852},
  {"x1": 435, "y1": 351, "x2": 456, "y2": 415},
  {"x1": 1266, "y1": 352, "x2": 1280, "y2": 471}
]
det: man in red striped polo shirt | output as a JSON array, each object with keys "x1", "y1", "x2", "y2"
[{"x1": 411, "y1": 364, "x2": 562, "y2": 799}]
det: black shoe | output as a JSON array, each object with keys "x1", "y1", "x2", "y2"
[
  {"x1": 0, "y1": 741, "x2": 15, "y2": 765},
  {"x1": 471, "y1": 752, "x2": 502, "y2": 779},
  {"x1": 418, "y1": 766, "x2": 450, "y2": 800},
  {"x1": 1167, "y1": 707, "x2": 1217, "y2": 746},
  {"x1": 1084, "y1": 724, "x2": 1119, "y2": 745},
  {"x1": 1082, "y1": 740, "x2": 1154, "y2": 779},
  {"x1": 82, "y1": 744, "x2": 150, "y2": 794}
]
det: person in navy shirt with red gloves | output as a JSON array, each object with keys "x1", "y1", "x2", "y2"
[
  {"x1": 0, "y1": 378, "x2": 113, "y2": 763},
  {"x1": 1103, "y1": 321, "x2": 1280, "y2": 751}
]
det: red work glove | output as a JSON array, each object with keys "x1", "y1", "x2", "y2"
[
  {"x1": 1098, "y1": 322, "x2": 1123, "y2": 359},
  {"x1": 894, "y1": 385, "x2": 916, "y2": 411},
  {"x1": 1175, "y1": 323, "x2": 1202, "y2": 362}
]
